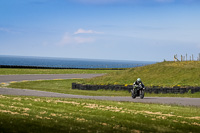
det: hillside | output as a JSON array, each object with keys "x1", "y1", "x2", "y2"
[{"x1": 82, "y1": 61, "x2": 200, "y2": 87}]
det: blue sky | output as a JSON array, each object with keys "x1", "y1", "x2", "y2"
[{"x1": 0, "y1": 0, "x2": 200, "y2": 61}]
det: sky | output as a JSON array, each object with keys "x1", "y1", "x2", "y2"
[{"x1": 0, "y1": 0, "x2": 200, "y2": 62}]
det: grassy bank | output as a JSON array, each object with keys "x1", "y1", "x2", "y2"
[
  {"x1": 83, "y1": 61, "x2": 200, "y2": 87},
  {"x1": 0, "y1": 95, "x2": 200, "y2": 132},
  {"x1": 0, "y1": 68, "x2": 119, "y2": 75}
]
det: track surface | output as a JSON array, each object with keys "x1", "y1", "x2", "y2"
[
  {"x1": 0, "y1": 88, "x2": 200, "y2": 106},
  {"x1": 0, "y1": 74, "x2": 200, "y2": 107}
]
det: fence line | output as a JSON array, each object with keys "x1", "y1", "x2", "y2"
[
  {"x1": 0, "y1": 63, "x2": 149, "y2": 69},
  {"x1": 174, "y1": 53, "x2": 200, "y2": 62}
]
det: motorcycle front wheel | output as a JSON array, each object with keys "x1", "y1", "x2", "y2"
[
  {"x1": 131, "y1": 90, "x2": 136, "y2": 99},
  {"x1": 140, "y1": 90, "x2": 144, "y2": 99}
]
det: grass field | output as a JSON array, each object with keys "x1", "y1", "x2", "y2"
[
  {"x1": 0, "y1": 68, "x2": 119, "y2": 75},
  {"x1": 83, "y1": 61, "x2": 200, "y2": 87},
  {"x1": 0, "y1": 95, "x2": 200, "y2": 133},
  {"x1": 1, "y1": 62, "x2": 200, "y2": 132}
]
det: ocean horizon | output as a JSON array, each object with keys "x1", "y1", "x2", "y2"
[{"x1": 0, "y1": 55, "x2": 156, "y2": 69}]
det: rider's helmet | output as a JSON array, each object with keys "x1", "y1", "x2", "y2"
[{"x1": 137, "y1": 78, "x2": 141, "y2": 82}]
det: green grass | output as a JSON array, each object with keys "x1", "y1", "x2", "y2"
[
  {"x1": 0, "y1": 95, "x2": 200, "y2": 132},
  {"x1": 6, "y1": 79, "x2": 200, "y2": 98},
  {"x1": 7, "y1": 79, "x2": 130, "y2": 96},
  {"x1": 145, "y1": 92, "x2": 200, "y2": 98},
  {"x1": 83, "y1": 61, "x2": 200, "y2": 87},
  {"x1": 0, "y1": 68, "x2": 119, "y2": 75},
  {"x1": 1, "y1": 62, "x2": 200, "y2": 132}
]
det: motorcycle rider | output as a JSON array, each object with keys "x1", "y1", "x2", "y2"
[
  {"x1": 133, "y1": 78, "x2": 145, "y2": 89},
  {"x1": 131, "y1": 78, "x2": 145, "y2": 99}
]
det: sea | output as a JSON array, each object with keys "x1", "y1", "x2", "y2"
[{"x1": 0, "y1": 55, "x2": 156, "y2": 69}]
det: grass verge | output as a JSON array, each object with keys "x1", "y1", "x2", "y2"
[
  {"x1": 0, "y1": 68, "x2": 119, "y2": 75},
  {"x1": 0, "y1": 95, "x2": 200, "y2": 132}
]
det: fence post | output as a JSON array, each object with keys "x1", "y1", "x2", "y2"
[
  {"x1": 199, "y1": 53, "x2": 200, "y2": 61},
  {"x1": 192, "y1": 54, "x2": 194, "y2": 61},
  {"x1": 181, "y1": 55, "x2": 182, "y2": 61},
  {"x1": 186, "y1": 53, "x2": 187, "y2": 61}
]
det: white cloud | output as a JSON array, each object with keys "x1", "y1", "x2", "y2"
[
  {"x1": 0, "y1": 27, "x2": 20, "y2": 34},
  {"x1": 74, "y1": 36, "x2": 94, "y2": 43},
  {"x1": 59, "y1": 33, "x2": 73, "y2": 45},
  {"x1": 0, "y1": 27, "x2": 11, "y2": 33},
  {"x1": 59, "y1": 33, "x2": 95, "y2": 46},
  {"x1": 74, "y1": 28, "x2": 102, "y2": 34},
  {"x1": 58, "y1": 28, "x2": 102, "y2": 45}
]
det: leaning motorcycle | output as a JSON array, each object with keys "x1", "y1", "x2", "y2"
[{"x1": 131, "y1": 84, "x2": 145, "y2": 99}]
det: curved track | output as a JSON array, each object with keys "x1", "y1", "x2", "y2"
[{"x1": 0, "y1": 74, "x2": 200, "y2": 107}]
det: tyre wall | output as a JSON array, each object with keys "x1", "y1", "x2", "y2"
[{"x1": 72, "y1": 83, "x2": 200, "y2": 94}]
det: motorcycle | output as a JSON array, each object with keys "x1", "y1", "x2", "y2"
[{"x1": 131, "y1": 84, "x2": 145, "y2": 99}]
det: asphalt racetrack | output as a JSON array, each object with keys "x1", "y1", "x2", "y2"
[{"x1": 0, "y1": 74, "x2": 200, "y2": 107}]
